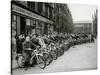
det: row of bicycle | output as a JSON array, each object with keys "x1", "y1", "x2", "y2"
[{"x1": 16, "y1": 34, "x2": 93, "y2": 70}]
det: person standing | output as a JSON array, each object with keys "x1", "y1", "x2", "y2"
[
  {"x1": 22, "y1": 36, "x2": 33, "y2": 69},
  {"x1": 16, "y1": 34, "x2": 25, "y2": 54}
]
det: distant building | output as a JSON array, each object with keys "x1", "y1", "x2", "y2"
[
  {"x1": 73, "y1": 21, "x2": 92, "y2": 34},
  {"x1": 92, "y1": 9, "x2": 97, "y2": 36}
]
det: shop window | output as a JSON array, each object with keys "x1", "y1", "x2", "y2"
[
  {"x1": 30, "y1": 19, "x2": 36, "y2": 27},
  {"x1": 26, "y1": 19, "x2": 30, "y2": 26},
  {"x1": 30, "y1": 20, "x2": 36, "y2": 35},
  {"x1": 26, "y1": 19, "x2": 31, "y2": 35},
  {"x1": 36, "y1": 21, "x2": 40, "y2": 29},
  {"x1": 35, "y1": 21, "x2": 43, "y2": 35},
  {"x1": 32, "y1": 19, "x2": 36, "y2": 27}
]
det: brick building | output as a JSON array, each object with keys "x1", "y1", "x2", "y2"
[
  {"x1": 92, "y1": 9, "x2": 97, "y2": 36},
  {"x1": 73, "y1": 21, "x2": 92, "y2": 34}
]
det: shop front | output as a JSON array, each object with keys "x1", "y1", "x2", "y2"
[{"x1": 11, "y1": 3, "x2": 53, "y2": 37}]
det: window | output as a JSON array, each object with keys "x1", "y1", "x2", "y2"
[
  {"x1": 26, "y1": 19, "x2": 30, "y2": 26},
  {"x1": 27, "y1": 2, "x2": 35, "y2": 11},
  {"x1": 45, "y1": 3, "x2": 48, "y2": 17},
  {"x1": 26, "y1": 19, "x2": 31, "y2": 35},
  {"x1": 37, "y1": 2, "x2": 43, "y2": 14},
  {"x1": 30, "y1": 20, "x2": 36, "y2": 35},
  {"x1": 35, "y1": 21, "x2": 44, "y2": 35},
  {"x1": 30, "y1": 19, "x2": 36, "y2": 29}
]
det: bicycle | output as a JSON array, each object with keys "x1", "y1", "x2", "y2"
[{"x1": 16, "y1": 47, "x2": 46, "y2": 69}]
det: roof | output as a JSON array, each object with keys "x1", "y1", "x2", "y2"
[{"x1": 74, "y1": 21, "x2": 92, "y2": 24}]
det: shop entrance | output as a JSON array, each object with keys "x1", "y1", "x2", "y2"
[{"x1": 20, "y1": 17, "x2": 26, "y2": 35}]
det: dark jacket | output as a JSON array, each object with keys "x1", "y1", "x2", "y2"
[{"x1": 30, "y1": 38, "x2": 41, "y2": 49}]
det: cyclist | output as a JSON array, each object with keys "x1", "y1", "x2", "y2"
[{"x1": 22, "y1": 36, "x2": 34, "y2": 69}]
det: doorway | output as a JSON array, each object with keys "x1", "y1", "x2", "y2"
[{"x1": 20, "y1": 17, "x2": 26, "y2": 35}]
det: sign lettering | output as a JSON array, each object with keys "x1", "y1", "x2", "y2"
[{"x1": 12, "y1": 4, "x2": 53, "y2": 24}]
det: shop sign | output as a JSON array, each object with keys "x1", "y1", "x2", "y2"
[{"x1": 12, "y1": 4, "x2": 53, "y2": 24}]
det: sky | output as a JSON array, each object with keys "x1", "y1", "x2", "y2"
[{"x1": 68, "y1": 4, "x2": 97, "y2": 22}]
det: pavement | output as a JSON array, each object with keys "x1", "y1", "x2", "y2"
[
  {"x1": 12, "y1": 39, "x2": 97, "y2": 75},
  {"x1": 12, "y1": 60, "x2": 18, "y2": 70}
]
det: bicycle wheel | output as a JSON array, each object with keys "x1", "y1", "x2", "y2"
[
  {"x1": 50, "y1": 50, "x2": 57, "y2": 60},
  {"x1": 43, "y1": 53, "x2": 49, "y2": 60},
  {"x1": 57, "y1": 48, "x2": 61, "y2": 57},
  {"x1": 54, "y1": 49, "x2": 58, "y2": 60},
  {"x1": 17, "y1": 55, "x2": 25, "y2": 68},
  {"x1": 46, "y1": 53, "x2": 53, "y2": 66},
  {"x1": 37, "y1": 55, "x2": 46, "y2": 69}
]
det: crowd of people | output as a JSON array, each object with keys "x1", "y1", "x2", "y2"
[{"x1": 11, "y1": 32, "x2": 96, "y2": 70}]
